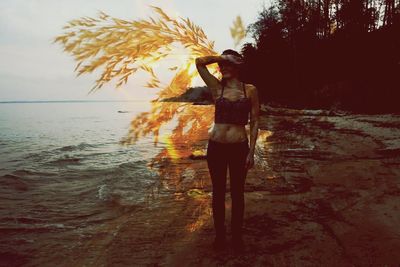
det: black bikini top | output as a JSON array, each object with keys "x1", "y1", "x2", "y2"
[{"x1": 214, "y1": 82, "x2": 251, "y2": 125}]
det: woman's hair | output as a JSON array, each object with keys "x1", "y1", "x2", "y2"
[
  {"x1": 220, "y1": 49, "x2": 245, "y2": 86},
  {"x1": 221, "y1": 49, "x2": 243, "y2": 59}
]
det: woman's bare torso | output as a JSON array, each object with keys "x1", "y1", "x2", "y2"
[{"x1": 208, "y1": 84, "x2": 249, "y2": 143}]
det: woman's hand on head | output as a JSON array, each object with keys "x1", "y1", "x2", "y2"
[{"x1": 221, "y1": 54, "x2": 244, "y2": 65}]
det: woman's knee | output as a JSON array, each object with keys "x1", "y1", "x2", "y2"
[
  {"x1": 212, "y1": 192, "x2": 226, "y2": 206},
  {"x1": 231, "y1": 191, "x2": 244, "y2": 200}
]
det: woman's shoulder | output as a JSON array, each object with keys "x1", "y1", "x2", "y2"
[
  {"x1": 244, "y1": 83, "x2": 256, "y2": 89},
  {"x1": 243, "y1": 83, "x2": 257, "y2": 95}
]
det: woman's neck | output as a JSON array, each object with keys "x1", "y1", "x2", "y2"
[{"x1": 224, "y1": 77, "x2": 241, "y2": 88}]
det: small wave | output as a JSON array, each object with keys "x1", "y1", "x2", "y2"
[
  {"x1": 96, "y1": 183, "x2": 145, "y2": 211},
  {"x1": 57, "y1": 142, "x2": 97, "y2": 152},
  {"x1": 1, "y1": 174, "x2": 29, "y2": 191},
  {"x1": 97, "y1": 184, "x2": 126, "y2": 207},
  {"x1": 12, "y1": 169, "x2": 37, "y2": 176},
  {"x1": 118, "y1": 160, "x2": 148, "y2": 170},
  {"x1": 1, "y1": 216, "x2": 46, "y2": 224},
  {"x1": 0, "y1": 223, "x2": 73, "y2": 232},
  {"x1": 48, "y1": 157, "x2": 82, "y2": 165},
  {"x1": 97, "y1": 184, "x2": 110, "y2": 201},
  {"x1": 23, "y1": 143, "x2": 98, "y2": 161},
  {"x1": 96, "y1": 184, "x2": 125, "y2": 204}
]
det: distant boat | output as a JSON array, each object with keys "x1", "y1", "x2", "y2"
[{"x1": 118, "y1": 110, "x2": 131, "y2": 113}]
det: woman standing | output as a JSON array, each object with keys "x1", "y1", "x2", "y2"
[{"x1": 195, "y1": 49, "x2": 260, "y2": 253}]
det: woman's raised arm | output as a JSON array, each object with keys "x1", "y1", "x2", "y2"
[{"x1": 195, "y1": 56, "x2": 224, "y2": 101}]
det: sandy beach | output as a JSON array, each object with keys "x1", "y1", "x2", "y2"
[
  {"x1": 45, "y1": 110, "x2": 399, "y2": 267},
  {"x1": 2, "y1": 109, "x2": 400, "y2": 267}
]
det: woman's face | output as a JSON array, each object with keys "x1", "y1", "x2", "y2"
[{"x1": 218, "y1": 61, "x2": 239, "y2": 79}]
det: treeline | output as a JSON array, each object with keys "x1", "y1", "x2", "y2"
[{"x1": 240, "y1": 0, "x2": 400, "y2": 113}]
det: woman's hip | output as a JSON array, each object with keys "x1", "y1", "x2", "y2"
[{"x1": 207, "y1": 138, "x2": 249, "y2": 156}]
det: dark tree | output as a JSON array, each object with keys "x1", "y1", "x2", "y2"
[{"x1": 241, "y1": 0, "x2": 400, "y2": 113}]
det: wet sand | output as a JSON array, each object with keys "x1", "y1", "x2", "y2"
[{"x1": 8, "y1": 110, "x2": 400, "y2": 266}]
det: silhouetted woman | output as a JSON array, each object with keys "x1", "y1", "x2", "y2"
[{"x1": 195, "y1": 49, "x2": 260, "y2": 253}]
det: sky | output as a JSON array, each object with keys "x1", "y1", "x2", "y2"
[{"x1": 0, "y1": 0, "x2": 269, "y2": 101}]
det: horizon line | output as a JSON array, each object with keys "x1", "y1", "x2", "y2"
[{"x1": 0, "y1": 99, "x2": 151, "y2": 104}]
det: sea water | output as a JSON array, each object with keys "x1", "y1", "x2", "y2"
[{"x1": 0, "y1": 100, "x2": 179, "y2": 265}]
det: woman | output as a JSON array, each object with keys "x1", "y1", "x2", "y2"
[{"x1": 195, "y1": 49, "x2": 260, "y2": 252}]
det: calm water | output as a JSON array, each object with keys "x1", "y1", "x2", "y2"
[{"x1": 0, "y1": 101, "x2": 181, "y2": 265}]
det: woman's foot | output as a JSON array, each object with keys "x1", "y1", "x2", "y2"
[
  {"x1": 231, "y1": 236, "x2": 245, "y2": 253},
  {"x1": 212, "y1": 235, "x2": 227, "y2": 251}
]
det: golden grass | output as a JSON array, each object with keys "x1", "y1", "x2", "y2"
[
  {"x1": 53, "y1": 6, "x2": 218, "y2": 93},
  {"x1": 230, "y1": 15, "x2": 246, "y2": 48}
]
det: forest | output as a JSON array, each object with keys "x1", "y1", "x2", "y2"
[{"x1": 240, "y1": 0, "x2": 400, "y2": 113}]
